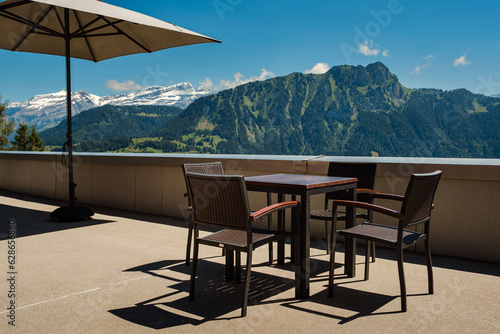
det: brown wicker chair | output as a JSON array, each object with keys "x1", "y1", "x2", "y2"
[
  {"x1": 182, "y1": 162, "x2": 225, "y2": 266},
  {"x1": 182, "y1": 162, "x2": 275, "y2": 266},
  {"x1": 328, "y1": 170, "x2": 442, "y2": 312},
  {"x1": 185, "y1": 172, "x2": 299, "y2": 317},
  {"x1": 310, "y1": 162, "x2": 379, "y2": 258}
]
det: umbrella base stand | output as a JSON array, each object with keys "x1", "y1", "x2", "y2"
[{"x1": 50, "y1": 205, "x2": 94, "y2": 222}]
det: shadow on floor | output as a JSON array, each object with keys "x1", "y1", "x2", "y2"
[
  {"x1": 0, "y1": 202, "x2": 114, "y2": 239},
  {"x1": 281, "y1": 285, "x2": 400, "y2": 324},
  {"x1": 0, "y1": 190, "x2": 186, "y2": 239},
  {"x1": 109, "y1": 258, "x2": 297, "y2": 329}
]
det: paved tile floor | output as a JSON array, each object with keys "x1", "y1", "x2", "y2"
[{"x1": 1, "y1": 190, "x2": 499, "y2": 333}]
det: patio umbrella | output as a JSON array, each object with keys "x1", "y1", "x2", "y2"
[{"x1": 0, "y1": 0, "x2": 220, "y2": 221}]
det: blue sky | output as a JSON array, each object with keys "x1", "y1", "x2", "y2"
[{"x1": 1, "y1": 0, "x2": 500, "y2": 103}]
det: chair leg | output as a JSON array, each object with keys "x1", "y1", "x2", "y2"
[
  {"x1": 235, "y1": 251, "x2": 242, "y2": 284},
  {"x1": 186, "y1": 218, "x2": 193, "y2": 266},
  {"x1": 368, "y1": 210, "x2": 376, "y2": 262},
  {"x1": 277, "y1": 193, "x2": 285, "y2": 264},
  {"x1": 225, "y1": 250, "x2": 234, "y2": 282},
  {"x1": 425, "y1": 238, "x2": 434, "y2": 294},
  {"x1": 242, "y1": 250, "x2": 252, "y2": 317},
  {"x1": 325, "y1": 220, "x2": 331, "y2": 254},
  {"x1": 328, "y1": 220, "x2": 338, "y2": 298},
  {"x1": 371, "y1": 241, "x2": 376, "y2": 262},
  {"x1": 397, "y1": 247, "x2": 407, "y2": 312},
  {"x1": 364, "y1": 240, "x2": 371, "y2": 281},
  {"x1": 189, "y1": 238, "x2": 199, "y2": 301}
]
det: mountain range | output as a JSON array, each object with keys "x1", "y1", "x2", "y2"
[
  {"x1": 152, "y1": 62, "x2": 499, "y2": 158},
  {"x1": 7, "y1": 82, "x2": 209, "y2": 132},
  {"x1": 38, "y1": 62, "x2": 500, "y2": 158},
  {"x1": 40, "y1": 105, "x2": 182, "y2": 148}
]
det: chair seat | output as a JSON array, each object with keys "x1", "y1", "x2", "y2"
[
  {"x1": 200, "y1": 228, "x2": 288, "y2": 249},
  {"x1": 310, "y1": 209, "x2": 334, "y2": 219},
  {"x1": 309, "y1": 209, "x2": 368, "y2": 221},
  {"x1": 339, "y1": 223, "x2": 424, "y2": 245}
]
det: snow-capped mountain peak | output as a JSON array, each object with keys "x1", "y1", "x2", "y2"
[{"x1": 7, "y1": 82, "x2": 209, "y2": 131}]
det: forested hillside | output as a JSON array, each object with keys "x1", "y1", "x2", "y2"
[
  {"x1": 40, "y1": 63, "x2": 500, "y2": 158},
  {"x1": 152, "y1": 62, "x2": 500, "y2": 158}
]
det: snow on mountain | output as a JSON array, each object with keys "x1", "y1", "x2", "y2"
[
  {"x1": 7, "y1": 82, "x2": 209, "y2": 132},
  {"x1": 100, "y1": 82, "x2": 210, "y2": 108}
]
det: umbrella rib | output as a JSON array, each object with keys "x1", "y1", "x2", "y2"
[
  {"x1": 72, "y1": 18, "x2": 124, "y2": 37},
  {"x1": 71, "y1": 16, "x2": 105, "y2": 37},
  {"x1": 74, "y1": 33, "x2": 122, "y2": 38},
  {"x1": 101, "y1": 17, "x2": 151, "y2": 53},
  {"x1": 0, "y1": 9, "x2": 63, "y2": 38},
  {"x1": 74, "y1": 16, "x2": 124, "y2": 37},
  {"x1": 0, "y1": 0, "x2": 31, "y2": 11},
  {"x1": 74, "y1": 11, "x2": 97, "y2": 62},
  {"x1": 52, "y1": 6, "x2": 65, "y2": 33},
  {"x1": 11, "y1": 5, "x2": 54, "y2": 51}
]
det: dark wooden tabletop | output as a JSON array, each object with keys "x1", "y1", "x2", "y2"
[{"x1": 245, "y1": 173, "x2": 357, "y2": 190}]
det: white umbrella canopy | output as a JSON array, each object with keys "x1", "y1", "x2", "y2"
[
  {"x1": 0, "y1": 0, "x2": 220, "y2": 61},
  {"x1": 0, "y1": 0, "x2": 220, "y2": 221}
]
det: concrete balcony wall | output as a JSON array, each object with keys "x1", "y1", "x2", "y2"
[{"x1": 1, "y1": 152, "x2": 499, "y2": 264}]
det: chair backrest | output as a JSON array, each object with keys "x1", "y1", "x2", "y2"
[
  {"x1": 182, "y1": 162, "x2": 224, "y2": 176},
  {"x1": 400, "y1": 170, "x2": 442, "y2": 227},
  {"x1": 185, "y1": 172, "x2": 251, "y2": 230},
  {"x1": 325, "y1": 162, "x2": 378, "y2": 204}
]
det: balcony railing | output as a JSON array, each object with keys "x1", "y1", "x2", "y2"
[{"x1": 1, "y1": 151, "x2": 499, "y2": 263}]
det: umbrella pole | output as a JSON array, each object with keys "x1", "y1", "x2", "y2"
[
  {"x1": 66, "y1": 36, "x2": 75, "y2": 208},
  {"x1": 50, "y1": 9, "x2": 94, "y2": 221}
]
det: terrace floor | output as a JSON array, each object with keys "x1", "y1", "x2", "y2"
[{"x1": 1, "y1": 190, "x2": 499, "y2": 333}]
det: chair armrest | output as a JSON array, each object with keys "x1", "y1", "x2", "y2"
[
  {"x1": 250, "y1": 201, "x2": 299, "y2": 220},
  {"x1": 184, "y1": 192, "x2": 189, "y2": 197},
  {"x1": 357, "y1": 188, "x2": 380, "y2": 194},
  {"x1": 332, "y1": 200, "x2": 402, "y2": 219},
  {"x1": 368, "y1": 192, "x2": 405, "y2": 201}
]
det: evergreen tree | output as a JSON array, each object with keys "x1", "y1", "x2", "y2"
[
  {"x1": 13, "y1": 122, "x2": 30, "y2": 151},
  {"x1": 28, "y1": 125, "x2": 45, "y2": 151},
  {"x1": 12, "y1": 123, "x2": 44, "y2": 151},
  {"x1": 0, "y1": 95, "x2": 15, "y2": 150}
]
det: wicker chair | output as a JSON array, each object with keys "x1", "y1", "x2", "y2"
[
  {"x1": 328, "y1": 170, "x2": 442, "y2": 312},
  {"x1": 182, "y1": 162, "x2": 225, "y2": 266},
  {"x1": 182, "y1": 162, "x2": 275, "y2": 266},
  {"x1": 185, "y1": 172, "x2": 299, "y2": 317},
  {"x1": 310, "y1": 162, "x2": 379, "y2": 259}
]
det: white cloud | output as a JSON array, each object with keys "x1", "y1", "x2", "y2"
[
  {"x1": 358, "y1": 41, "x2": 389, "y2": 58},
  {"x1": 305, "y1": 62, "x2": 330, "y2": 74},
  {"x1": 412, "y1": 55, "x2": 434, "y2": 75},
  {"x1": 105, "y1": 79, "x2": 144, "y2": 92},
  {"x1": 412, "y1": 66, "x2": 422, "y2": 75},
  {"x1": 359, "y1": 41, "x2": 380, "y2": 56},
  {"x1": 412, "y1": 63, "x2": 430, "y2": 75},
  {"x1": 454, "y1": 53, "x2": 471, "y2": 66},
  {"x1": 198, "y1": 77, "x2": 215, "y2": 91},
  {"x1": 199, "y1": 69, "x2": 276, "y2": 92}
]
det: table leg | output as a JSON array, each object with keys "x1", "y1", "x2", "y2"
[
  {"x1": 267, "y1": 192, "x2": 273, "y2": 265},
  {"x1": 290, "y1": 195, "x2": 297, "y2": 264},
  {"x1": 344, "y1": 185, "x2": 357, "y2": 277},
  {"x1": 292, "y1": 196, "x2": 300, "y2": 298},
  {"x1": 296, "y1": 192, "x2": 310, "y2": 298}
]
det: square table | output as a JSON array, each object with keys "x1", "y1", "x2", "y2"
[{"x1": 245, "y1": 173, "x2": 357, "y2": 299}]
